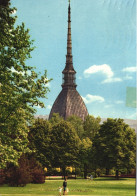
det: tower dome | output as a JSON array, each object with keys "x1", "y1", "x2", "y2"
[{"x1": 49, "y1": 1, "x2": 88, "y2": 120}]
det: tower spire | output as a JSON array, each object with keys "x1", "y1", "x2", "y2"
[
  {"x1": 62, "y1": 0, "x2": 77, "y2": 89},
  {"x1": 67, "y1": 0, "x2": 72, "y2": 56},
  {"x1": 49, "y1": 0, "x2": 88, "y2": 120}
]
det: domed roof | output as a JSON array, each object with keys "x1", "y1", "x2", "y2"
[{"x1": 49, "y1": 88, "x2": 88, "y2": 121}]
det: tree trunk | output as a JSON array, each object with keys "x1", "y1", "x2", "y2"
[
  {"x1": 106, "y1": 168, "x2": 110, "y2": 175},
  {"x1": 116, "y1": 169, "x2": 119, "y2": 180},
  {"x1": 84, "y1": 164, "x2": 87, "y2": 179},
  {"x1": 94, "y1": 169, "x2": 97, "y2": 178},
  {"x1": 75, "y1": 167, "x2": 76, "y2": 179},
  {"x1": 62, "y1": 167, "x2": 66, "y2": 179}
]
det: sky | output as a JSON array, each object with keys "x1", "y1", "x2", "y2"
[{"x1": 10, "y1": 0, "x2": 136, "y2": 120}]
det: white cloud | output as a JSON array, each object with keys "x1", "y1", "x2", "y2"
[
  {"x1": 47, "y1": 105, "x2": 52, "y2": 109},
  {"x1": 102, "y1": 77, "x2": 122, "y2": 84},
  {"x1": 122, "y1": 66, "x2": 137, "y2": 72},
  {"x1": 82, "y1": 94, "x2": 105, "y2": 104},
  {"x1": 84, "y1": 64, "x2": 114, "y2": 78},
  {"x1": 115, "y1": 100, "x2": 124, "y2": 104},
  {"x1": 83, "y1": 64, "x2": 123, "y2": 84}
]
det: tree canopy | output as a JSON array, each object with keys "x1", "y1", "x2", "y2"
[
  {"x1": 79, "y1": 137, "x2": 92, "y2": 178},
  {"x1": 0, "y1": 3, "x2": 50, "y2": 168},
  {"x1": 67, "y1": 115, "x2": 84, "y2": 139},
  {"x1": 28, "y1": 119, "x2": 52, "y2": 167},
  {"x1": 93, "y1": 118, "x2": 136, "y2": 179},
  {"x1": 50, "y1": 120, "x2": 81, "y2": 177},
  {"x1": 83, "y1": 115, "x2": 101, "y2": 140}
]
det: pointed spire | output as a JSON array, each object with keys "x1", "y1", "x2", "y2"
[
  {"x1": 64, "y1": 0, "x2": 75, "y2": 71},
  {"x1": 62, "y1": 0, "x2": 77, "y2": 89},
  {"x1": 67, "y1": 0, "x2": 72, "y2": 56},
  {"x1": 65, "y1": 0, "x2": 74, "y2": 70}
]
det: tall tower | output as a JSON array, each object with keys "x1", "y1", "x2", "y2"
[{"x1": 49, "y1": 1, "x2": 88, "y2": 120}]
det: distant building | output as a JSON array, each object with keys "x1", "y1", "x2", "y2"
[{"x1": 49, "y1": 2, "x2": 88, "y2": 120}]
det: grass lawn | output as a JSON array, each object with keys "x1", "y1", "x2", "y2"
[{"x1": 0, "y1": 177, "x2": 135, "y2": 196}]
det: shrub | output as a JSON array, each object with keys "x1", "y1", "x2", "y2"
[
  {"x1": 7, "y1": 166, "x2": 31, "y2": 187},
  {"x1": 31, "y1": 168, "x2": 45, "y2": 184},
  {"x1": 0, "y1": 169, "x2": 6, "y2": 185},
  {"x1": 6, "y1": 155, "x2": 45, "y2": 186},
  {"x1": 6, "y1": 155, "x2": 32, "y2": 187},
  {"x1": 27, "y1": 156, "x2": 45, "y2": 184}
]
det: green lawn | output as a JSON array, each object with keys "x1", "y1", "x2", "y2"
[{"x1": 0, "y1": 177, "x2": 135, "y2": 196}]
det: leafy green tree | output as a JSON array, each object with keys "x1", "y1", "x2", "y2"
[
  {"x1": 50, "y1": 121, "x2": 81, "y2": 178},
  {"x1": 83, "y1": 115, "x2": 101, "y2": 140},
  {"x1": 67, "y1": 115, "x2": 84, "y2": 139},
  {"x1": 0, "y1": 3, "x2": 50, "y2": 168},
  {"x1": 122, "y1": 125, "x2": 136, "y2": 173},
  {"x1": 79, "y1": 137, "x2": 92, "y2": 179},
  {"x1": 93, "y1": 118, "x2": 136, "y2": 179},
  {"x1": 49, "y1": 113, "x2": 63, "y2": 125},
  {"x1": 28, "y1": 119, "x2": 52, "y2": 167}
]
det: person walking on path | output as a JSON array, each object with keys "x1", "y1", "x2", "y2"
[{"x1": 63, "y1": 178, "x2": 67, "y2": 195}]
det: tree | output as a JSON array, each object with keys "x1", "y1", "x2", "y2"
[
  {"x1": 28, "y1": 119, "x2": 52, "y2": 167},
  {"x1": 49, "y1": 113, "x2": 63, "y2": 125},
  {"x1": 122, "y1": 125, "x2": 136, "y2": 173},
  {"x1": 83, "y1": 115, "x2": 101, "y2": 140},
  {"x1": 79, "y1": 138, "x2": 92, "y2": 179},
  {"x1": 67, "y1": 115, "x2": 84, "y2": 139},
  {"x1": 0, "y1": 3, "x2": 50, "y2": 168},
  {"x1": 0, "y1": 0, "x2": 10, "y2": 7},
  {"x1": 93, "y1": 118, "x2": 136, "y2": 179},
  {"x1": 50, "y1": 121, "x2": 81, "y2": 178}
]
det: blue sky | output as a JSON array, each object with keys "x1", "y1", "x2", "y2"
[{"x1": 10, "y1": 0, "x2": 136, "y2": 120}]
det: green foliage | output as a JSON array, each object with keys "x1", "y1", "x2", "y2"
[
  {"x1": 0, "y1": 4, "x2": 51, "y2": 168},
  {"x1": 0, "y1": 0, "x2": 10, "y2": 7},
  {"x1": 79, "y1": 137, "x2": 92, "y2": 178},
  {"x1": 93, "y1": 118, "x2": 136, "y2": 178},
  {"x1": 67, "y1": 115, "x2": 84, "y2": 139},
  {"x1": 83, "y1": 115, "x2": 101, "y2": 140},
  {"x1": 29, "y1": 118, "x2": 52, "y2": 167},
  {"x1": 79, "y1": 138, "x2": 92, "y2": 165},
  {"x1": 49, "y1": 113, "x2": 63, "y2": 125},
  {"x1": 50, "y1": 121, "x2": 81, "y2": 175}
]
